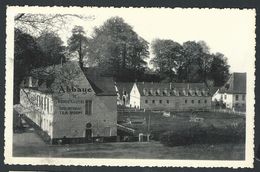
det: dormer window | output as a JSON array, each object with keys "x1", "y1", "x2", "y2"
[
  {"x1": 143, "y1": 89, "x2": 146, "y2": 96},
  {"x1": 196, "y1": 90, "x2": 201, "y2": 96},
  {"x1": 174, "y1": 90, "x2": 179, "y2": 96},
  {"x1": 163, "y1": 89, "x2": 167, "y2": 96},
  {"x1": 183, "y1": 89, "x2": 188, "y2": 96},
  {"x1": 188, "y1": 90, "x2": 194, "y2": 96},
  {"x1": 149, "y1": 89, "x2": 153, "y2": 96},
  {"x1": 201, "y1": 90, "x2": 206, "y2": 96},
  {"x1": 156, "y1": 89, "x2": 160, "y2": 96},
  {"x1": 225, "y1": 84, "x2": 230, "y2": 90}
]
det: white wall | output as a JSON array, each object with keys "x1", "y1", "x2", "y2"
[
  {"x1": 129, "y1": 83, "x2": 141, "y2": 108},
  {"x1": 140, "y1": 96, "x2": 211, "y2": 111},
  {"x1": 20, "y1": 88, "x2": 54, "y2": 137}
]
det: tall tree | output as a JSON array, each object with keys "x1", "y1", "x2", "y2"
[
  {"x1": 151, "y1": 39, "x2": 183, "y2": 82},
  {"x1": 87, "y1": 17, "x2": 149, "y2": 81},
  {"x1": 14, "y1": 13, "x2": 94, "y2": 35},
  {"x1": 14, "y1": 29, "x2": 46, "y2": 104},
  {"x1": 210, "y1": 53, "x2": 230, "y2": 86},
  {"x1": 37, "y1": 31, "x2": 66, "y2": 65},
  {"x1": 151, "y1": 39, "x2": 230, "y2": 86},
  {"x1": 67, "y1": 26, "x2": 88, "y2": 68}
]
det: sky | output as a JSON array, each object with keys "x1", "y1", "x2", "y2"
[{"x1": 41, "y1": 8, "x2": 256, "y2": 73}]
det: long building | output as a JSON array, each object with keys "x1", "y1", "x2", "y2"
[
  {"x1": 19, "y1": 62, "x2": 117, "y2": 144},
  {"x1": 129, "y1": 82, "x2": 212, "y2": 111}
]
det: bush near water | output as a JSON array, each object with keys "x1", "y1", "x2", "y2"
[{"x1": 160, "y1": 122, "x2": 245, "y2": 147}]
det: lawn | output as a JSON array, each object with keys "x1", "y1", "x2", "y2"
[
  {"x1": 118, "y1": 111, "x2": 245, "y2": 138},
  {"x1": 12, "y1": 110, "x2": 245, "y2": 160},
  {"x1": 13, "y1": 131, "x2": 244, "y2": 160}
]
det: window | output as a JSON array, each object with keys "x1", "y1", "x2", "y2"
[
  {"x1": 47, "y1": 98, "x2": 49, "y2": 113},
  {"x1": 145, "y1": 100, "x2": 148, "y2": 104},
  {"x1": 198, "y1": 100, "x2": 200, "y2": 104},
  {"x1": 166, "y1": 100, "x2": 169, "y2": 104},
  {"x1": 185, "y1": 100, "x2": 187, "y2": 103},
  {"x1": 152, "y1": 100, "x2": 155, "y2": 104},
  {"x1": 159, "y1": 100, "x2": 162, "y2": 104},
  {"x1": 85, "y1": 100, "x2": 92, "y2": 115},
  {"x1": 235, "y1": 95, "x2": 239, "y2": 101},
  {"x1": 205, "y1": 100, "x2": 207, "y2": 103},
  {"x1": 191, "y1": 100, "x2": 194, "y2": 104},
  {"x1": 37, "y1": 95, "x2": 40, "y2": 106},
  {"x1": 224, "y1": 95, "x2": 227, "y2": 99},
  {"x1": 44, "y1": 97, "x2": 46, "y2": 110},
  {"x1": 40, "y1": 97, "x2": 43, "y2": 109},
  {"x1": 242, "y1": 95, "x2": 245, "y2": 101}
]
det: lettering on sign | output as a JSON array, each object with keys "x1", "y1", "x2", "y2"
[
  {"x1": 58, "y1": 98, "x2": 84, "y2": 115},
  {"x1": 58, "y1": 85, "x2": 92, "y2": 93}
]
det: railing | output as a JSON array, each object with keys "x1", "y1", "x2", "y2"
[
  {"x1": 117, "y1": 124, "x2": 135, "y2": 134},
  {"x1": 209, "y1": 108, "x2": 246, "y2": 116}
]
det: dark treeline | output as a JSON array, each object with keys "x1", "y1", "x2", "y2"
[{"x1": 14, "y1": 15, "x2": 230, "y2": 104}]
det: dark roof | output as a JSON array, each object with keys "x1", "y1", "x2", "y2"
[
  {"x1": 135, "y1": 82, "x2": 210, "y2": 97},
  {"x1": 209, "y1": 87, "x2": 220, "y2": 95},
  {"x1": 22, "y1": 62, "x2": 116, "y2": 96},
  {"x1": 84, "y1": 75, "x2": 116, "y2": 96},
  {"x1": 82, "y1": 67, "x2": 116, "y2": 96},
  {"x1": 219, "y1": 73, "x2": 246, "y2": 94},
  {"x1": 115, "y1": 82, "x2": 134, "y2": 94}
]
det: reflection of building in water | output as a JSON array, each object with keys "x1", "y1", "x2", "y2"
[
  {"x1": 130, "y1": 82, "x2": 212, "y2": 110},
  {"x1": 212, "y1": 72, "x2": 246, "y2": 112},
  {"x1": 19, "y1": 62, "x2": 117, "y2": 144}
]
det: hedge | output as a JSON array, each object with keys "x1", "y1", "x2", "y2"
[{"x1": 160, "y1": 122, "x2": 245, "y2": 147}]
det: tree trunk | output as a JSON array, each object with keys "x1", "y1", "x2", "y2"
[{"x1": 79, "y1": 38, "x2": 83, "y2": 69}]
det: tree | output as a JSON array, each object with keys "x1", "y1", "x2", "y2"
[
  {"x1": 151, "y1": 39, "x2": 183, "y2": 82},
  {"x1": 210, "y1": 53, "x2": 230, "y2": 86},
  {"x1": 87, "y1": 17, "x2": 149, "y2": 81},
  {"x1": 150, "y1": 39, "x2": 230, "y2": 86},
  {"x1": 37, "y1": 31, "x2": 66, "y2": 65},
  {"x1": 67, "y1": 26, "x2": 88, "y2": 68},
  {"x1": 14, "y1": 29, "x2": 46, "y2": 104},
  {"x1": 14, "y1": 13, "x2": 94, "y2": 36}
]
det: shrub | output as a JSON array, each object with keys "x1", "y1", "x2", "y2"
[{"x1": 160, "y1": 122, "x2": 245, "y2": 147}]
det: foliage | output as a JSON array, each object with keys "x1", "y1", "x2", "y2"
[
  {"x1": 14, "y1": 29, "x2": 46, "y2": 103},
  {"x1": 14, "y1": 13, "x2": 94, "y2": 36},
  {"x1": 87, "y1": 17, "x2": 149, "y2": 81},
  {"x1": 37, "y1": 31, "x2": 66, "y2": 65},
  {"x1": 151, "y1": 39, "x2": 230, "y2": 86},
  {"x1": 67, "y1": 26, "x2": 88, "y2": 68},
  {"x1": 151, "y1": 39, "x2": 183, "y2": 82},
  {"x1": 210, "y1": 53, "x2": 230, "y2": 86},
  {"x1": 160, "y1": 122, "x2": 245, "y2": 147}
]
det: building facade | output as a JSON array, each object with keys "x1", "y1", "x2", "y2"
[
  {"x1": 130, "y1": 82, "x2": 212, "y2": 111},
  {"x1": 115, "y1": 82, "x2": 134, "y2": 106},
  {"x1": 19, "y1": 62, "x2": 117, "y2": 144},
  {"x1": 212, "y1": 72, "x2": 246, "y2": 111}
]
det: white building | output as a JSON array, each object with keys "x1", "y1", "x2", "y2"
[
  {"x1": 19, "y1": 62, "x2": 117, "y2": 144},
  {"x1": 212, "y1": 72, "x2": 246, "y2": 111},
  {"x1": 115, "y1": 82, "x2": 134, "y2": 106},
  {"x1": 129, "y1": 82, "x2": 212, "y2": 111}
]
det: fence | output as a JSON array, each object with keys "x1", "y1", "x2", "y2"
[{"x1": 209, "y1": 108, "x2": 246, "y2": 116}]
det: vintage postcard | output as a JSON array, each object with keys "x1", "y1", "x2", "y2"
[{"x1": 4, "y1": 6, "x2": 255, "y2": 168}]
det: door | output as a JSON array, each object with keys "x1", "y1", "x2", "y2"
[
  {"x1": 85, "y1": 122, "x2": 92, "y2": 142},
  {"x1": 85, "y1": 129, "x2": 92, "y2": 142}
]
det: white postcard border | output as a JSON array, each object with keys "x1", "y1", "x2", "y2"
[{"x1": 4, "y1": 6, "x2": 256, "y2": 168}]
